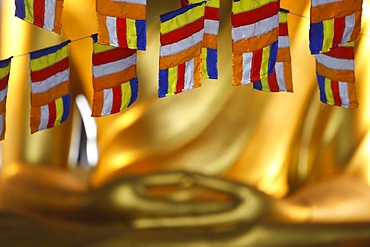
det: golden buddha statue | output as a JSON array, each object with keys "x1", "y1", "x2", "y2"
[{"x1": 1, "y1": 0, "x2": 370, "y2": 246}]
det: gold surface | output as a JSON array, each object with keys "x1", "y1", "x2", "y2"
[{"x1": 1, "y1": 0, "x2": 370, "y2": 246}]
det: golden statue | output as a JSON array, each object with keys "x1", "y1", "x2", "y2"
[{"x1": 1, "y1": 0, "x2": 370, "y2": 246}]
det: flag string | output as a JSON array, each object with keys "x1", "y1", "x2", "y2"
[{"x1": 3, "y1": 6, "x2": 370, "y2": 61}]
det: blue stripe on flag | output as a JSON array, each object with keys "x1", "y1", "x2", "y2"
[
  {"x1": 268, "y1": 41, "x2": 278, "y2": 76},
  {"x1": 0, "y1": 57, "x2": 12, "y2": 68},
  {"x1": 30, "y1": 40, "x2": 71, "y2": 60},
  {"x1": 253, "y1": 81, "x2": 263, "y2": 91},
  {"x1": 61, "y1": 94, "x2": 70, "y2": 123},
  {"x1": 309, "y1": 22, "x2": 324, "y2": 55},
  {"x1": 15, "y1": 0, "x2": 26, "y2": 19},
  {"x1": 160, "y1": 2, "x2": 205, "y2": 23},
  {"x1": 136, "y1": 20, "x2": 147, "y2": 51},
  {"x1": 316, "y1": 73, "x2": 327, "y2": 104},
  {"x1": 207, "y1": 48, "x2": 218, "y2": 79},
  {"x1": 91, "y1": 34, "x2": 98, "y2": 43},
  {"x1": 158, "y1": 69, "x2": 169, "y2": 98},
  {"x1": 128, "y1": 77, "x2": 139, "y2": 106}
]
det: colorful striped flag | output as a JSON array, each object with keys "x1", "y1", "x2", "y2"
[
  {"x1": 96, "y1": 0, "x2": 146, "y2": 50},
  {"x1": 0, "y1": 57, "x2": 12, "y2": 140},
  {"x1": 15, "y1": 0, "x2": 64, "y2": 34},
  {"x1": 181, "y1": 0, "x2": 219, "y2": 79},
  {"x1": 232, "y1": 0, "x2": 280, "y2": 86},
  {"x1": 91, "y1": 34, "x2": 138, "y2": 117},
  {"x1": 309, "y1": 0, "x2": 363, "y2": 54},
  {"x1": 29, "y1": 41, "x2": 71, "y2": 134},
  {"x1": 158, "y1": 2, "x2": 205, "y2": 98},
  {"x1": 315, "y1": 42, "x2": 358, "y2": 108},
  {"x1": 253, "y1": 9, "x2": 293, "y2": 92}
]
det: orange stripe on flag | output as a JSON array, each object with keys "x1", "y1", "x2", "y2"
[
  {"x1": 232, "y1": 28, "x2": 278, "y2": 53},
  {"x1": 311, "y1": 0, "x2": 363, "y2": 23},
  {"x1": 203, "y1": 34, "x2": 217, "y2": 49},
  {"x1": 97, "y1": 0, "x2": 146, "y2": 20},
  {"x1": 93, "y1": 65, "x2": 137, "y2": 91},
  {"x1": 31, "y1": 81, "x2": 70, "y2": 107},
  {"x1": 232, "y1": 53, "x2": 243, "y2": 86},
  {"x1": 316, "y1": 62, "x2": 355, "y2": 82},
  {"x1": 30, "y1": 106, "x2": 41, "y2": 134},
  {"x1": 159, "y1": 43, "x2": 202, "y2": 69}
]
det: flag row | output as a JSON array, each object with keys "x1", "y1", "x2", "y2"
[{"x1": 1, "y1": 0, "x2": 363, "y2": 139}]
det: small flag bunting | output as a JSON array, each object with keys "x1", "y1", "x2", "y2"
[
  {"x1": 232, "y1": 0, "x2": 280, "y2": 86},
  {"x1": 181, "y1": 0, "x2": 220, "y2": 79},
  {"x1": 96, "y1": 0, "x2": 147, "y2": 50},
  {"x1": 253, "y1": 9, "x2": 293, "y2": 92},
  {"x1": 15, "y1": 0, "x2": 64, "y2": 34},
  {"x1": 315, "y1": 42, "x2": 358, "y2": 108},
  {"x1": 29, "y1": 41, "x2": 71, "y2": 133},
  {"x1": 309, "y1": 0, "x2": 363, "y2": 54},
  {"x1": 91, "y1": 34, "x2": 138, "y2": 117},
  {"x1": 158, "y1": 2, "x2": 205, "y2": 98},
  {"x1": 0, "y1": 57, "x2": 12, "y2": 140}
]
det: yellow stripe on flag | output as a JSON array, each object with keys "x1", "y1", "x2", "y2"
[
  {"x1": 0, "y1": 65, "x2": 10, "y2": 80},
  {"x1": 120, "y1": 81, "x2": 132, "y2": 110},
  {"x1": 201, "y1": 48, "x2": 209, "y2": 78},
  {"x1": 126, "y1": 19, "x2": 138, "y2": 49},
  {"x1": 322, "y1": 19, "x2": 334, "y2": 53},
  {"x1": 260, "y1": 45, "x2": 270, "y2": 80},
  {"x1": 54, "y1": 97, "x2": 64, "y2": 125},
  {"x1": 30, "y1": 45, "x2": 69, "y2": 71},
  {"x1": 260, "y1": 76, "x2": 270, "y2": 92},
  {"x1": 93, "y1": 41, "x2": 116, "y2": 54},
  {"x1": 279, "y1": 11, "x2": 287, "y2": 23},
  {"x1": 160, "y1": 4, "x2": 205, "y2": 34},
  {"x1": 25, "y1": 0, "x2": 35, "y2": 23},
  {"x1": 324, "y1": 77, "x2": 335, "y2": 105},
  {"x1": 232, "y1": 0, "x2": 276, "y2": 15},
  {"x1": 167, "y1": 66, "x2": 178, "y2": 96}
]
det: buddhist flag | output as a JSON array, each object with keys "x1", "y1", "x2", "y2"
[
  {"x1": 96, "y1": 0, "x2": 146, "y2": 50},
  {"x1": 15, "y1": 0, "x2": 64, "y2": 34},
  {"x1": 181, "y1": 0, "x2": 219, "y2": 79},
  {"x1": 29, "y1": 41, "x2": 71, "y2": 134},
  {"x1": 315, "y1": 42, "x2": 358, "y2": 108},
  {"x1": 253, "y1": 9, "x2": 293, "y2": 92},
  {"x1": 0, "y1": 57, "x2": 12, "y2": 140},
  {"x1": 309, "y1": 0, "x2": 363, "y2": 54},
  {"x1": 232, "y1": 0, "x2": 280, "y2": 86},
  {"x1": 91, "y1": 34, "x2": 138, "y2": 117},
  {"x1": 158, "y1": 2, "x2": 205, "y2": 98}
]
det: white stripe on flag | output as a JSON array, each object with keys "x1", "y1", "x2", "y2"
[
  {"x1": 39, "y1": 105, "x2": 50, "y2": 130},
  {"x1": 0, "y1": 85, "x2": 8, "y2": 102},
  {"x1": 232, "y1": 13, "x2": 279, "y2": 42},
  {"x1": 339, "y1": 81, "x2": 350, "y2": 108},
  {"x1": 242, "y1": 52, "x2": 253, "y2": 85},
  {"x1": 342, "y1": 13, "x2": 355, "y2": 44},
  {"x1": 93, "y1": 53, "x2": 137, "y2": 78},
  {"x1": 275, "y1": 62, "x2": 287, "y2": 91},
  {"x1": 112, "y1": 0, "x2": 146, "y2": 4},
  {"x1": 31, "y1": 69, "x2": 69, "y2": 93},
  {"x1": 44, "y1": 0, "x2": 56, "y2": 30},
  {"x1": 106, "y1": 16, "x2": 119, "y2": 47},
  {"x1": 160, "y1": 30, "x2": 204, "y2": 57},
  {"x1": 311, "y1": 0, "x2": 342, "y2": 7},
  {"x1": 102, "y1": 88, "x2": 113, "y2": 116},
  {"x1": 184, "y1": 58, "x2": 195, "y2": 91},
  {"x1": 278, "y1": 36, "x2": 290, "y2": 48},
  {"x1": 204, "y1": 20, "x2": 219, "y2": 35},
  {"x1": 315, "y1": 54, "x2": 354, "y2": 71}
]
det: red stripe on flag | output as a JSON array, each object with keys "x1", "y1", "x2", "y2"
[
  {"x1": 117, "y1": 18, "x2": 128, "y2": 47},
  {"x1": 33, "y1": 0, "x2": 45, "y2": 27},
  {"x1": 268, "y1": 70, "x2": 279, "y2": 92},
  {"x1": 250, "y1": 50, "x2": 263, "y2": 82},
  {"x1": 31, "y1": 57, "x2": 69, "y2": 82},
  {"x1": 93, "y1": 47, "x2": 136, "y2": 66},
  {"x1": 47, "y1": 101, "x2": 57, "y2": 128},
  {"x1": 180, "y1": 0, "x2": 189, "y2": 7},
  {"x1": 323, "y1": 46, "x2": 354, "y2": 59},
  {"x1": 0, "y1": 75, "x2": 9, "y2": 91},
  {"x1": 279, "y1": 22, "x2": 288, "y2": 36},
  {"x1": 111, "y1": 85, "x2": 122, "y2": 114},
  {"x1": 205, "y1": 6, "x2": 219, "y2": 21},
  {"x1": 333, "y1": 17, "x2": 346, "y2": 48},
  {"x1": 331, "y1": 81, "x2": 342, "y2": 106},
  {"x1": 176, "y1": 63, "x2": 186, "y2": 94},
  {"x1": 161, "y1": 17, "x2": 205, "y2": 46},
  {"x1": 232, "y1": 1, "x2": 279, "y2": 27}
]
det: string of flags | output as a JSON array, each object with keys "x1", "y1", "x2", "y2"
[{"x1": 0, "y1": 0, "x2": 365, "y2": 139}]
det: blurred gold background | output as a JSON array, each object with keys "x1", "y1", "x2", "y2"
[{"x1": 1, "y1": 0, "x2": 370, "y2": 246}]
